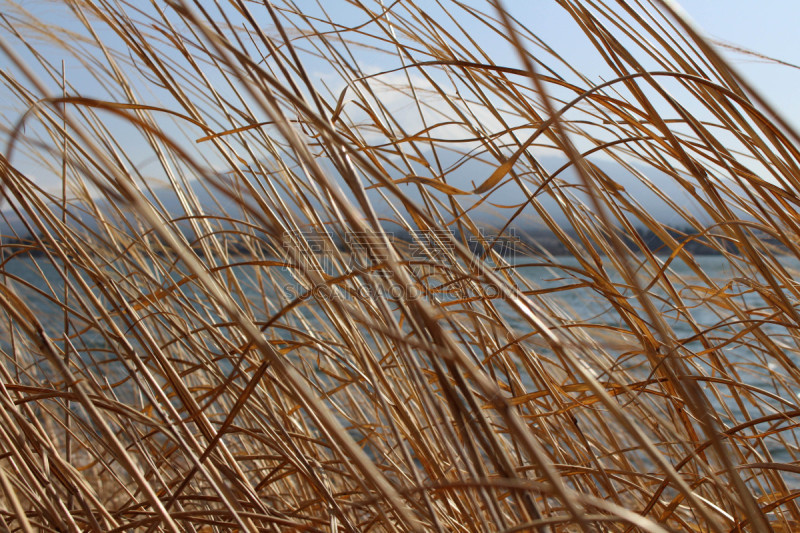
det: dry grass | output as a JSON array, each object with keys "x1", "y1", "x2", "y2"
[{"x1": 1, "y1": 0, "x2": 800, "y2": 531}]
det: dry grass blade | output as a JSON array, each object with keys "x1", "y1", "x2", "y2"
[{"x1": 1, "y1": 0, "x2": 800, "y2": 531}]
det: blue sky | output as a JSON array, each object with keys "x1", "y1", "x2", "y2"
[
  {"x1": 658, "y1": 1, "x2": 800, "y2": 129},
  {"x1": 3, "y1": 0, "x2": 800, "y2": 202}
]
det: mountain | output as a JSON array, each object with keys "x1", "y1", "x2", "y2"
[{"x1": 0, "y1": 153, "x2": 742, "y2": 256}]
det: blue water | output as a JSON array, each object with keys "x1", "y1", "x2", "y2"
[{"x1": 4, "y1": 252, "x2": 800, "y2": 472}]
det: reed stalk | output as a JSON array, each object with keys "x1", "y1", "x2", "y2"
[{"x1": 1, "y1": 1, "x2": 800, "y2": 531}]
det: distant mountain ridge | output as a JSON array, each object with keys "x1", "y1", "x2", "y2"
[{"x1": 0, "y1": 154, "x2": 737, "y2": 259}]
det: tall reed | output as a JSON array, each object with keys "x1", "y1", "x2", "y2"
[{"x1": 1, "y1": 0, "x2": 800, "y2": 531}]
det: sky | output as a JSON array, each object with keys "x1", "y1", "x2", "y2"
[
  {"x1": 6, "y1": 1, "x2": 800, "y2": 140},
  {"x1": 493, "y1": 0, "x2": 800, "y2": 129},
  {"x1": 657, "y1": 0, "x2": 800, "y2": 130},
  {"x1": 3, "y1": 0, "x2": 800, "y2": 209}
]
